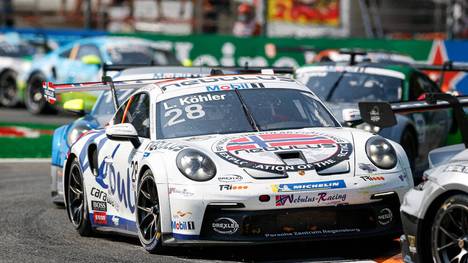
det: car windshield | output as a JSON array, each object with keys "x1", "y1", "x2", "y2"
[
  {"x1": 107, "y1": 45, "x2": 179, "y2": 65},
  {"x1": 92, "y1": 89, "x2": 134, "y2": 125},
  {"x1": 156, "y1": 89, "x2": 339, "y2": 139},
  {"x1": 303, "y1": 71, "x2": 402, "y2": 103},
  {"x1": 0, "y1": 42, "x2": 35, "y2": 57}
]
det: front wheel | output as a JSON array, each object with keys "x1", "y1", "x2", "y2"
[
  {"x1": 431, "y1": 194, "x2": 468, "y2": 263},
  {"x1": 66, "y1": 159, "x2": 92, "y2": 236},
  {"x1": 0, "y1": 70, "x2": 18, "y2": 107},
  {"x1": 136, "y1": 169, "x2": 164, "y2": 253}
]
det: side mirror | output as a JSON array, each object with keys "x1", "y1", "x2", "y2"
[
  {"x1": 81, "y1": 54, "x2": 102, "y2": 66},
  {"x1": 342, "y1": 108, "x2": 362, "y2": 127},
  {"x1": 358, "y1": 102, "x2": 397, "y2": 128},
  {"x1": 105, "y1": 123, "x2": 141, "y2": 148},
  {"x1": 63, "y1": 99, "x2": 86, "y2": 116}
]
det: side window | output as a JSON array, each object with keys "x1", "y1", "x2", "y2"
[
  {"x1": 59, "y1": 48, "x2": 72, "y2": 59},
  {"x1": 76, "y1": 44, "x2": 101, "y2": 60},
  {"x1": 409, "y1": 74, "x2": 426, "y2": 100},
  {"x1": 418, "y1": 73, "x2": 441, "y2": 93},
  {"x1": 118, "y1": 93, "x2": 150, "y2": 138}
]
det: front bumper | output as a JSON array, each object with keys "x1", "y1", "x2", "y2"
[
  {"x1": 50, "y1": 165, "x2": 64, "y2": 204},
  {"x1": 400, "y1": 211, "x2": 424, "y2": 263}
]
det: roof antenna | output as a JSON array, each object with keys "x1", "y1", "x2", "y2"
[{"x1": 102, "y1": 76, "x2": 119, "y2": 111}]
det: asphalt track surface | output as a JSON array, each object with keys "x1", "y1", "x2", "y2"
[{"x1": 0, "y1": 161, "x2": 402, "y2": 263}]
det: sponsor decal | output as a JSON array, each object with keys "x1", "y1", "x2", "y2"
[
  {"x1": 145, "y1": 141, "x2": 188, "y2": 152},
  {"x1": 271, "y1": 180, "x2": 346, "y2": 193},
  {"x1": 143, "y1": 152, "x2": 150, "y2": 158},
  {"x1": 91, "y1": 200, "x2": 107, "y2": 212},
  {"x1": 206, "y1": 82, "x2": 264, "y2": 91},
  {"x1": 111, "y1": 215, "x2": 119, "y2": 226},
  {"x1": 212, "y1": 217, "x2": 239, "y2": 234},
  {"x1": 213, "y1": 131, "x2": 352, "y2": 174},
  {"x1": 444, "y1": 164, "x2": 468, "y2": 173},
  {"x1": 93, "y1": 211, "x2": 107, "y2": 225},
  {"x1": 91, "y1": 187, "x2": 118, "y2": 210},
  {"x1": 275, "y1": 192, "x2": 347, "y2": 207},
  {"x1": 219, "y1": 184, "x2": 249, "y2": 191},
  {"x1": 360, "y1": 175, "x2": 385, "y2": 182},
  {"x1": 159, "y1": 75, "x2": 294, "y2": 90},
  {"x1": 358, "y1": 163, "x2": 377, "y2": 173},
  {"x1": 264, "y1": 228, "x2": 361, "y2": 238},
  {"x1": 217, "y1": 174, "x2": 243, "y2": 183},
  {"x1": 369, "y1": 106, "x2": 381, "y2": 122},
  {"x1": 172, "y1": 220, "x2": 195, "y2": 230},
  {"x1": 168, "y1": 187, "x2": 195, "y2": 197},
  {"x1": 377, "y1": 208, "x2": 393, "y2": 226},
  {"x1": 174, "y1": 211, "x2": 193, "y2": 218}
]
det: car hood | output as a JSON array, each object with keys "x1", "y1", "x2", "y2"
[{"x1": 170, "y1": 127, "x2": 357, "y2": 177}]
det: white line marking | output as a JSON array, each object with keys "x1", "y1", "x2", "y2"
[{"x1": 0, "y1": 158, "x2": 51, "y2": 163}]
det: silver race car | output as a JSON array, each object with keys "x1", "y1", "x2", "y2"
[{"x1": 358, "y1": 94, "x2": 468, "y2": 263}]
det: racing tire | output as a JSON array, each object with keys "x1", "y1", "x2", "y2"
[
  {"x1": 136, "y1": 169, "x2": 164, "y2": 254},
  {"x1": 401, "y1": 130, "x2": 416, "y2": 175},
  {"x1": 0, "y1": 70, "x2": 18, "y2": 107},
  {"x1": 25, "y1": 73, "x2": 55, "y2": 114},
  {"x1": 66, "y1": 159, "x2": 92, "y2": 236},
  {"x1": 431, "y1": 194, "x2": 468, "y2": 263}
]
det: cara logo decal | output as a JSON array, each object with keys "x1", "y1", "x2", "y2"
[
  {"x1": 271, "y1": 180, "x2": 346, "y2": 193},
  {"x1": 213, "y1": 131, "x2": 352, "y2": 174},
  {"x1": 212, "y1": 217, "x2": 239, "y2": 234}
]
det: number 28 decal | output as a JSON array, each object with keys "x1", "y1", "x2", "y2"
[{"x1": 164, "y1": 104, "x2": 205, "y2": 127}]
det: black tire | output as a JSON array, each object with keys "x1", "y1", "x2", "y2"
[
  {"x1": 401, "y1": 130, "x2": 417, "y2": 175},
  {"x1": 136, "y1": 169, "x2": 164, "y2": 253},
  {"x1": 431, "y1": 194, "x2": 468, "y2": 263},
  {"x1": 66, "y1": 159, "x2": 92, "y2": 236},
  {"x1": 0, "y1": 70, "x2": 18, "y2": 107},
  {"x1": 25, "y1": 73, "x2": 55, "y2": 114}
]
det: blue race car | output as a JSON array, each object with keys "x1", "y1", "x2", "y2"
[{"x1": 18, "y1": 36, "x2": 179, "y2": 114}]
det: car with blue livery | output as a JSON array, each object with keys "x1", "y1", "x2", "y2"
[
  {"x1": 44, "y1": 72, "x2": 413, "y2": 252},
  {"x1": 18, "y1": 36, "x2": 179, "y2": 114}
]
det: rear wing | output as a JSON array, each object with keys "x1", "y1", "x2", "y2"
[
  {"x1": 412, "y1": 61, "x2": 468, "y2": 90},
  {"x1": 358, "y1": 93, "x2": 468, "y2": 147}
]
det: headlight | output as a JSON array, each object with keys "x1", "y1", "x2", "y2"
[
  {"x1": 176, "y1": 149, "x2": 216, "y2": 181},
  {"x1": 356, "y1": 123, "x2": 380, "y2": 133},
  {"x1": 67, "y1": 125, "x2": 89, "y2": 146},
  {"x1": 365, "y1": 136, "x2": 397, "y2": 169}
]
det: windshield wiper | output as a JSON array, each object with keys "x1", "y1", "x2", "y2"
[
  {"x1": 234, "y1": 88, "x2": 260, "y2": 132},
  {"x1": 325, "y1": 71, "x2": 346, "y2": 101}
]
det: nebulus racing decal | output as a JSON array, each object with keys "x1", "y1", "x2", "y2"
[
  {"x1": 275, "y1": 192, "x2": 347, "y2": 207},
  {"x1": 213, "y1": 131, "x2": 352, "y2": 174}
]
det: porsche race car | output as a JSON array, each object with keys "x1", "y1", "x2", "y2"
[
  {"x1": 45, "y1": 73, "x2": 413, "y2": 252},
  {"x1": 358, "y1": 94, "x2": 468, "y2": 263}
]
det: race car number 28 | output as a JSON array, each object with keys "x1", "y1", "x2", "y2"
[{"x1": 165, "y1": 104, "x2": 205, "y2": 127}]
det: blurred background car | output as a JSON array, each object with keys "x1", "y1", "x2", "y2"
[
  {"x1": 0, "y1": 32, "x2": 56, "y2": 107},
  {"x1": 17, "y1": 36, "x2": 180, "y2": 114},
  {"x1": 296, "y1": 61, "x2": 452, "y2": 177}
]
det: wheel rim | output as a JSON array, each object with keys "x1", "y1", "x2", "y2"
[
  {"x1": 136, "y1": 175, "x2": 160, "y2": 245},
  {"x1": 432, "y1": 203, "x2": 468, "y2": 263},
  {"x1": 28, "y1": 77, "x2": 44, "y2": 109},
  {"x1": 68, "y1": 164, "x2": 84, "y2": 227},
  {"x1": 0, "y1": 75, "x2": 16, "y2": 105}
]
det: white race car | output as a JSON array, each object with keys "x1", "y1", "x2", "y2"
[{"x1": 45, "y1": 73, "x2": 413, "y2": 252}]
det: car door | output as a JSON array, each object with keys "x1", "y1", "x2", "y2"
[
  {"x1": 99, "y1": 92, "x2": 151, "y2": 230},
  {"x1": 415, "y1": 72, "x2": 451, "y2": 149}
]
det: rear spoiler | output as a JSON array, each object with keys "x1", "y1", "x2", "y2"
[
  {"x1": 412, "y1": 61, "x2": 468, "y2": 89},
  {"x1": 358, "y1": 93, "x2": 468, "y2": 147},
  {"x1": 102, "y1": 64, "x2": 295, "y2": 78}
]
